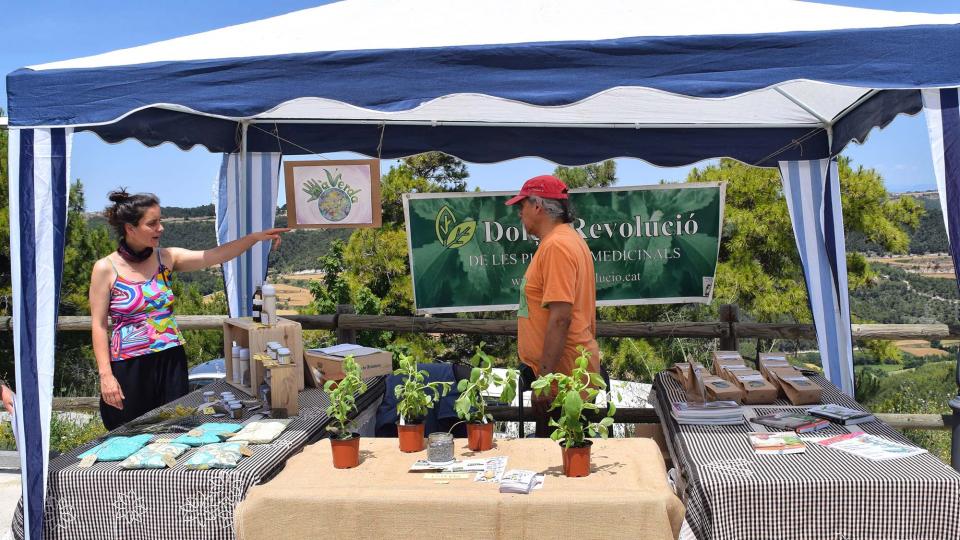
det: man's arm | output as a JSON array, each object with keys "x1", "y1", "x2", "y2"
[
  {"x1": 539, "y1": 301, "x2": 572, "y2": 374},
  {"x1": 1, "y1": 382, "x2": 13, "y2": 416}
]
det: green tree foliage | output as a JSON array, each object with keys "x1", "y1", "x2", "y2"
[
  {"x1": 401, "y1": 152, "x2": 469, "y2": 192},
  {"x1": 554, "y1": 160, "x2": 617, "y2": 188},
  {"x1": 687, "y1": 157, "x2": 922, "y2": 324}
]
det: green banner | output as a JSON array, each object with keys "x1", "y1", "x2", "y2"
[{"x1": 403, "y1": 183, "x2": 725, "y2": 313}]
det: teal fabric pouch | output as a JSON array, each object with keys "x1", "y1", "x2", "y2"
[
  {"x1": 78, "y1": 434, "x2": 153, "y2": 462},
  {"x1": 184, "y1": 442, "x2": 249, "y2": 470},
  {"x1": 171, "y1": 423, "x2": 242, "y2": 446},
  {"x1": 120, "y1": 442, "x2": 191, "y2": 469}
]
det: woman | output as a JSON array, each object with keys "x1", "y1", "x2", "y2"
[{"x1": 89, "y1": 190, "x2": 288, "y2": 429}]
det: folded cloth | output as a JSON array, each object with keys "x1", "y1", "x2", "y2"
[
  {"x1": 78, "y1": 434, "x2": 153, "y2": 462},
  {"x1": 120, "y1": 442, "x2": 191, "y2": 469},
  {"x1": 228, "y1": 419, "x2": 291, "y2": 444},
  {"x1": 184, "y1": 442, "x2": 249, "y2": 470},
  {"x1": 171, "y1": 423, "x2": 243, "y2": 446}
]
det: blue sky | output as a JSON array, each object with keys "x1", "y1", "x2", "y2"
[{"x1": 4, "y1": 0, "x2": 959, "y2": 209}]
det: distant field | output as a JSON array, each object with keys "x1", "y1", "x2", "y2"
[{"x1": 894, "y1": 339, "x2": 951, "y2": 358}]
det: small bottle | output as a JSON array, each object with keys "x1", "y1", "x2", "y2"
[
  {"x1": 261, "y1": 283, "x2": 276, "y2": 326},
  {"x1": 231, "y1": 341, "x2": 241, "y2": 382},
  {"x1": 252, "y1": 288, "x2": 263, "y2": 324},
  {"x1": 277, "y1": 347, "x2": 291, "y2": 366},
  {"x1": 238, "y1": 349, "x2": 251, "y2": 387}
]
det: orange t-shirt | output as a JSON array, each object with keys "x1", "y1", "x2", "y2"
[{"x1": 517, "y1": 224, "x2": 600, "y2": 376}]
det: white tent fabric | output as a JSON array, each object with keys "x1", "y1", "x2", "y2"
[
  {"x1": 780, "y1": 158, "x2": 854, "y2": 395},
  {"x1": 215, "y1": 152, "x2": 282, "y2": 317},
  {"x1": 30, "y1": 0, "x2": 960, "y2": 70}
]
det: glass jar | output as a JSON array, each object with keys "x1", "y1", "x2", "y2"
[
  {"x1": 427, "y1": 432, "x2": 454, "y2": 464},
  {"x1": 277, "y1": 347, "x2": 291, "y2": 365},
  {"x1": 203, "y1": 391, "x2": 216, "y2": 403}
]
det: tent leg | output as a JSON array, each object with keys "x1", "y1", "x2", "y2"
[{"x1": 951, "y1": 348, "x2": 960, "y2": 471}]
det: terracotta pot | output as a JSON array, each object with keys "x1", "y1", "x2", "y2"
[
  {"x1": 467, "y1": 422, "x2": 494, "y2": 451},
  {"x1": 560, "y1": 440, "x2": 592, "y2": 477},
  {"x1": 330, "y1": 434, "x2": 360, "y2": 469},
  {"x1": 398, "y1": 423, "x2": 425, "y2": 452}
]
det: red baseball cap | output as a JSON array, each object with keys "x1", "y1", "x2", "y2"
[{"x1": 505, "y1": 175, "x2": 569, "y2": 205}]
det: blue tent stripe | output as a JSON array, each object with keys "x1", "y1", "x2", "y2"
[
  {"x1": 51, "y1": 130, "x2": 67, "y2": 309},
  {"x1": 260, "y1": 153, "x2": 273, "y2": 277},
  {"x1": 939, "y1": 89, "x2": 960, "y2": 297},
  {"x1": 17, "y1": 129, "x2": 44, "y2": 539},
  {"x1": 780, "y1": 158, "x2": 854, "y2": 395},
  {"x1": 811, "y1": 163, "x2": 843, "y2": 386},
  {"x1": 214, "y1": 152, "x2": 280, "y2": 317}
]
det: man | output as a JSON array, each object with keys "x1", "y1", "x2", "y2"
[{"x1": 506, "y1": 175, "x2": 601, "y2": 437}]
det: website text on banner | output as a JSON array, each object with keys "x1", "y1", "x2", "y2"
[{"x1": 403, "y1": 183, "x2": 725, "y2": 314}]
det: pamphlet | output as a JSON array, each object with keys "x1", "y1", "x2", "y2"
[
  {"x1": 474, "y1": 456, "x2": 508, "y2": 483},
  {"x1": 817, "y1": 432, "x2": 927, "y2": 461},
  {"x1": 751, "y1": 411, "x2": 831, "y2": 433},
  {"x1": 499, "y1": 469, "x2": 545, "y2": 494},
  {"x1": 749, "y1": 432, "x2": 806, "y2": 455}
]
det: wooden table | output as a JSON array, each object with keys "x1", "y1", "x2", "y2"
[{"x1": 235, "y1": 437, "x2": 685, "y2": 540}]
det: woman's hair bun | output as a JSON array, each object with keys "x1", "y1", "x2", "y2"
[{"x1": 108, "y1": 189, "x2": 131, "y2": 204}]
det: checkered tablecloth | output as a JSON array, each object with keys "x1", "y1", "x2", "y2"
[
  {"x1": 12, "y1": 377, "x2": 385, "y2": 540},
  {"x1": 654, "y1": 372, "x2": 960, "y2": 540}
]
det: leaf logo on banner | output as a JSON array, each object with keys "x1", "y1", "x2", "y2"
[{"x1": 435, "y1": 205, "x2": 477, "y2": 248}]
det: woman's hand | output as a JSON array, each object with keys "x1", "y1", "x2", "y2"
[
  {"x1": 1, "y1": 384, "x2": 14, "y2": 415},
  {"x1": 100, "y1": 373, "x2": 125, "y2": 410},
  {"x1": 252, "y1": 228, "x2": 291, "y2": 251}
]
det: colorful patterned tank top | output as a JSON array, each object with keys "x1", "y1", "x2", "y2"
[{"x1": 109, "y1": 252, "x2": 185, "y2": 361}]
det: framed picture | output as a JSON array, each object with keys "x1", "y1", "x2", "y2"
[{"x1": 283, "y1": 159, "x2": 382, "y2": 228}]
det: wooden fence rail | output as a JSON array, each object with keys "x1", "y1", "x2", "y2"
[
  {"x1": 45, "y1": 397, "x2": 953, "y2": 431},
  {"x1": 3, "y1": 309, "x2": 957, "y2": 434},
  {"x1": 0, "y1": 315, "x2": 955, "y2": 341}
]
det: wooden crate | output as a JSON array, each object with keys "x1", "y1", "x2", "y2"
[
  {"x1": 223, "y1": 317, "x2": 304, "y2": 394},
  {"x1": 267, "y1": 363, "x2": 299, "y2": 417}
]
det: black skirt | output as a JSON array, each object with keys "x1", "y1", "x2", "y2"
[{"x1": 99, "y1": 345, "x2": 189, "y2": 430}]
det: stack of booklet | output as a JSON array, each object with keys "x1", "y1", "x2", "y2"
[
  {"x1": 749, "y1": 432, "x2": 806, "y2": 455},
  {"x1": 807, "y1": 404, "x2": 876, "y2": 425},
  {"x1": 499, "y1": 470, "x2": 544, "y2": 494},
  {"x1": 671, "y1": 401, "x2": 744, "y2": 425}
]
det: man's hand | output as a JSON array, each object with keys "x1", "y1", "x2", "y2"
[
  {"x1": 1, "y1": 384, "x2": 13, "y2": 416},
  {"x1": 100, "y1": 373, "x2": 125, "y2": 410}
]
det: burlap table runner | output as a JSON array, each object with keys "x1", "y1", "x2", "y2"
[{"x1": 235, "y1": 437, "x2": 683, "y2": 540}]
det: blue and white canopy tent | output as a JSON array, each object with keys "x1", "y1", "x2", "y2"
[{"x1": 7, "y1": 0, "x2": 960, "y2": 536}]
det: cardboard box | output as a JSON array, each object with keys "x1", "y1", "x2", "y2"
[
  {"x1": 767, "y1": 367, "x2": 822, "y2": 405},
  {"x1": 730, "y1": 369, "x2": 778, "y2": 404},
  {"x1": 758, "y1": 353, "x2": 792, "y2": 378},
  {"x1": 304, "y1": 345, "x2": 393, "y2": 385},
  {"x1": 703, "y1": 375, "x2": 744, "y2": 403}
]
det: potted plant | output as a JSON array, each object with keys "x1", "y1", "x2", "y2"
[
  {"x1": 531, "y1": 347, "x2": 615, "y2": 477},
  {"x1": 323, "y1": 355, "x2": 368, "y2": 468},
  {"x1": 454, "y1": 343, "x2": 518, "y2": 451},
  {"x1": 394, "y1": 353, "x2": 452, "y2": 452}
]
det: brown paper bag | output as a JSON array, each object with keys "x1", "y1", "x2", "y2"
[
  {"x1": 702, "y1": 375, "x2": 743, "y2": 403},
  {"x1": 758, "y1": 353, "x2": 792, "y2": 378},
  {"x1": 668, "y1": 362, "x2": 704, "y2": 392},
  {"x1": 711, "y1": 351, "x2": 746, "y2": 375},
  {"x1": 731, "y1": 369, "x2": 778, "y2": 404},
  {"x1": 764, "y1": 366, "x2": 800, "y2": 398},
  {"x1": 772, "y1": 370, "x2": 822, "y2": 405}
]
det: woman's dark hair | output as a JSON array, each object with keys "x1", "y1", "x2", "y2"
[{"x1": 104, "y1": 188, "x2": 160, "y2": 239}]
